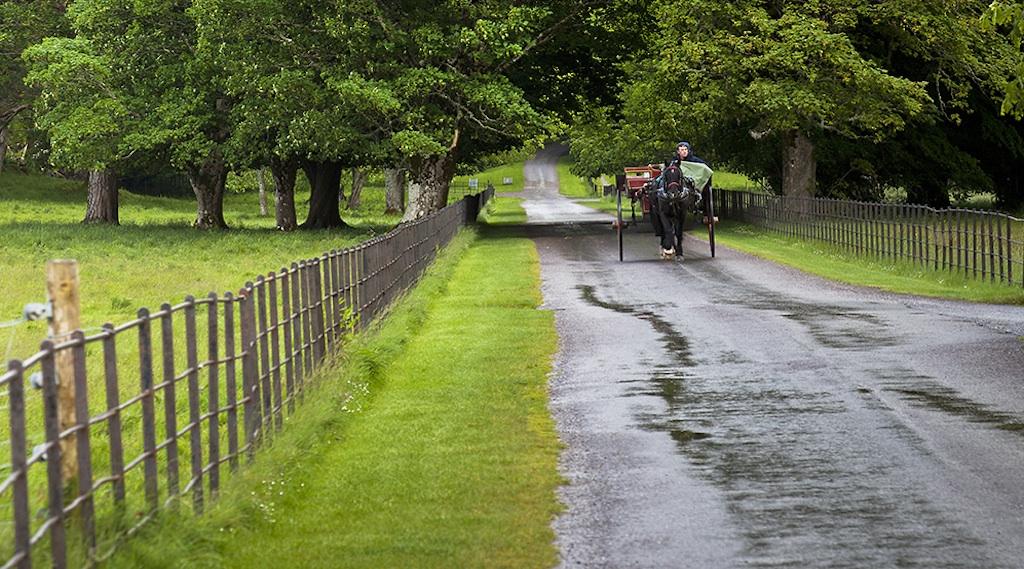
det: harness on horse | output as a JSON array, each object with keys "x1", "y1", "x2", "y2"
[{"x1": 660, "y1": 163, "x2": 700, "y2": 209}]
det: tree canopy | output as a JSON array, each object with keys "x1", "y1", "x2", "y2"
[
  {"x1": 570, "y1": 0, "x2": 1024, "y2": 208},
  {"x1": 16, "y1": 0, "x2": 1024, "y2": 220}
]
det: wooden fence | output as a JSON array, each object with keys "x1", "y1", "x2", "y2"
[
  {"x1": 0, "y1": 189, "x2": 492, "y2": 568},
  {"x1": 714, "y1": 189, "x2": 1024, "y2": 287}
]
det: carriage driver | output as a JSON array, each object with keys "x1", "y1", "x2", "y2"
[{"x1": 651, "y1": 141, "x2": 710, "y2": 258}]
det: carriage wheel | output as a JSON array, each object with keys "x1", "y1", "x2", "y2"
[
  {"x1": 616, "y1": 188, "x2": 624, "y2": 262},
  {"x1": 706, "y1": 189, "x2": 716, "y2": 258}
]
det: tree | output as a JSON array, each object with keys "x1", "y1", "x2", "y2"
[
  {"x1": 384, "y1": 167, "x2": 406, "y2": 214},
  {"x1": 985, "y1": 1, "x2": 1024, "y2": 117},
  {"x1": 64, "y1": 0, "x2": 233, "y2": 228},
  {"x1": 23, "y1": 36, "x2": 126, "y2": 223},
  {"x1": 337, "y1": 0, "x2": 602, "y2": 220},
  {"x1": 640, "y1": 1, "x2": 929, "y2": 197},
  {"x1": 0, "y1": 0, "x2": 68, "y2": 173},
  {"x1": 569, "y1": 0, "x2": 1024, "y2": 208}
]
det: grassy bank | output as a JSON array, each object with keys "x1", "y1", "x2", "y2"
[
  {"x1": 555, "y1": 156, "x2": 596, "y2": 198},
  {"x1": 711, "y1": 222, "x2": 1024, "y2": 304},
  {"x1": 480, "y1": 197, "x2": 528, "y2": 225},
  {"x1": 452, "y1": 162, "x2": 526, "y2": 198},
  {"x1": 107, "y1": 231, "x2": 561, "y2": 568}
]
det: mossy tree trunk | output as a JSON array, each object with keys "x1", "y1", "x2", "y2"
[
  {"x1": 781, "y1": 129, "x2": 816, "y2": 199},
  {"x1": 384, "y1": 167, "x2": 406, "y2": 214},
  {"x1": 187, "y1": 148, "x2": 229, "y2": 229},
  {"x1": 270, "y1": 157, "x2": 298, "y2": 231}
]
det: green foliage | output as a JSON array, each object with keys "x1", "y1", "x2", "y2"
[
  {"x1": 570, "y1": 0, "x2": 1024, "y2": 208},
  {"x1": 984, "y1": 1, "x2": 1024, "y2": 116},
  {"x1": 0, "y1": 0, "x2": 68, "y2": 110},
  {"x1": 22, "y1": 36, "x2": 127, "y2": 169}
]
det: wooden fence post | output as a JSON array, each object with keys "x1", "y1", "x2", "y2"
[{"x1": 46, "y1": 260, "x2": 80, "y2": 485}]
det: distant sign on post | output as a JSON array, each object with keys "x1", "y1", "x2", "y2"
[
  {"x1": 469, "y1": 178, "x2": 479, "y2": 189},
  {"x1": 502, "y1": 177, "x2": 513, "y2": 185}
]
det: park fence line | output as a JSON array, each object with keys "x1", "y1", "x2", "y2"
[
  {"x1": 0, "y1": 188, "x2": 493, "y2": 569},
  {"x1": 714, "y1": 189, "x2": 1024, "y2": 288}
]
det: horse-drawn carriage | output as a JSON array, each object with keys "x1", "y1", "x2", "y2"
[{"x1": 614, "y1": 162, "x2": 717, "y2": 261}]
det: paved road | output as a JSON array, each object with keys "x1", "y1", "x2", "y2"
[
  {"x1": 506, "y1": 144, "x2": 614, "y2": 226},
  {"x1": 520, "y1": 149, "x2": 1024, "y2": 568}
]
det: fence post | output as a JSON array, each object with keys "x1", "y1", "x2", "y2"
[
  {"x1": 40, "y1": 341, "x2": 68, "y2": 568},
  {"x1": 8, "y1": 360, "x2": 31, "y2": 569},
  {"x1": 136, "y1": 309, "x2": 159, "y2": 511},
  {"x1": 183, "y1": 297, "x2": 204, "y2": 514},
  {"x1": 70, "y1": 329, "x2": 96, "y2": 553},
  {"x1": 46, "y1": 260, "x2": 80, "y2": 485},
  {"x1": 239, "y1": 285, "x2": 260, "y2": 459}
]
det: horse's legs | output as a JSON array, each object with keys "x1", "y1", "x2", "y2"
[{"x1": 674, "y1": 205, "x2": 685, "y2": 257}]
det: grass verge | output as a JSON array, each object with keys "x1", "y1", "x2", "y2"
[
  {"x1": 480, "y1": 197, "x2": 528, "y2": 225},
  {"x1": 106, "y1": 230, "x2": 562, "y2": 569},
  {"x1": 453, "y1": 162, "x2": 526, "y2": 197},
  {"x1": 711, "y1": 222, "x2": 1024, "y2": 304},
  {"x1": 555, "y1": 156, "x2": 597, "y2": 198}
]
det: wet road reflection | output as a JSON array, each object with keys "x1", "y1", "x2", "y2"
[{"x1": 546, "y1": 231, "x2": 1024, "y2": 568}]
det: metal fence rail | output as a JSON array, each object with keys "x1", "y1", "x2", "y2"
[
  {"x1": 714, "y1": 189, "x2": 1024, "y2": 287},
  {"x1": 0, "y1": 188, "x2": 492, "y2": 568}
]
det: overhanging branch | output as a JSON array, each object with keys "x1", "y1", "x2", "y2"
[
  {"x1": 494, "y1": 0, "x2": 610, "y2": 73},
  {"x1": 0, "y1": 104, "x2": 30, "y2": 128}
]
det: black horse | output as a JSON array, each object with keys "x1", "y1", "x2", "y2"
[{"x1": 651, "y1": 163, "x2": 702, "y2": 258}]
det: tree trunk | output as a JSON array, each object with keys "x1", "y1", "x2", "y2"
[
  {"x1": 907, "y1": 182, "x2": 951, "y2": 208},
  {"x1": 347, "y1": 167, "x2": 367, "y2": 209},
  {"x1": 384, "y1": 167, "x2": 406, "y2": 214},
  {"x1": 83, "y1": 168, "x2": 119, "y2": 224},
  {"x1": 270, "y1": 157, "x2": 298, "y2": 231},
  {"x1": 301, "y1": 160, "x2": 348, "y2": 229},
  {"x1": 781, "y1": 129, "x2": 816, "y2": 198},
  {"x1": 257, "y1": 168, "x2": 269, "y2": 216},
  {"x1": 186, "y1": 149, "x2": 229, "y2": 229},
  {"x1": 0, "y1": 124, "x2": 8, "y2": 176},
  {"x1": 402, "y1": 153, "x2": 457, "y2": 222}
]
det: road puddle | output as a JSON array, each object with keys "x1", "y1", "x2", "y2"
[
  {"x1": 872, "y1": 370, "x2": 1024, "y2": 437},
  {"x1": 717, "y1": 288, "x2": 900, "y2": 350}
]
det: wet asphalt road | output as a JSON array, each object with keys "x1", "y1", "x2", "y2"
[{"x1": 519, "y1": 147, "x2": 1024, "y2": 568}]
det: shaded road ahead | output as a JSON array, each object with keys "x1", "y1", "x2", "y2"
[{"x1": 520, "y1": 149, "x2": 1024, "y2": 568}]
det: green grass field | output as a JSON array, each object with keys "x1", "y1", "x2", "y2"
[
  {"x1": 105, "y1": 231, "x2": 561, "y2": 569},
  {"x1": 709, "y1": 222, "x2": 1024, "y2": 304},
  {"x1": 452, "y1": 162, "x2": 526, "y2": 199},
  {"x1": 555, "y1": 156, "x2": 598, "y2": 198},
  {"x1": 480, "y1": 197, "x2": 528, "y2": 225},
  {"x1": 0, "y1": 170, "x2": 407, "y2": 562},
  {"x1": 0, "y1": 171, "x2": 400, "y2": 359}
]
